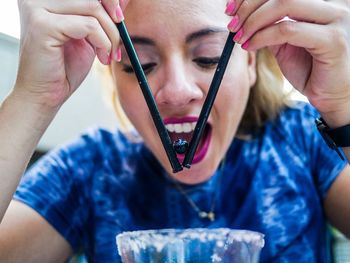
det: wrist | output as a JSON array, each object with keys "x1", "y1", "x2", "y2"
[
  {"x1": 4, "y1": 88, "x2": 60, "y2": 130},
  {"x1": 319, "y1": 101, "x2": 350, "y2": 129},
  {"x1": 11, "y1": 84, "x2": 62, "y2": 115}
]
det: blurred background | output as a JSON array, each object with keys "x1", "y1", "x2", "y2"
[{"x1": 1, "y1": 3, "x2": 349, "y2": 262}]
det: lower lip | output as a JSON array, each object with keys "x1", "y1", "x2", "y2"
[{"x1": 176, "y1": 128, "x2": 212, "y2": 165}]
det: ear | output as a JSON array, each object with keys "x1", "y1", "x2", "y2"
[{"x1": 247, "y1": 51, "x2": 257, "y2": 88}]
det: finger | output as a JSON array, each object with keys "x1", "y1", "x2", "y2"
[
  {"x1": 331, "y1": 0, "x2": 350, "y2": 7},
  {"x1": 46, "y1": 0, "x2": 120, "y2": 60},
  {"x1": 225, "y1": 0, "x2": 247, "y2": 16},
  {"x1": 100, "y1": 0, "x2": 124, "y2": 23},
  {"x1": 241, "y1": 20, "x2": 335, "y2": 52},
  {"x1": 233, "y1": 0, "x2": 343, "y2": 44},
  {"x1": 54, "y1": 14, "x2": 112, "y2": 64},
  {"x1": 227, "y1": 0, "x2": 268, "y2": 33}
]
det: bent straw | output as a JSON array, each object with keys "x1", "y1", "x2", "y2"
[
  {"x1": 182, "y1": 32, "x2": 236, "y2": 168},
  {"x1": 116, "y1": 21, "x2": 183, "y2": 173}
]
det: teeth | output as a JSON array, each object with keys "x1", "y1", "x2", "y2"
[
  {"x1": 167, "y1": 124, "x2": 175, "y2": 132},
  {"x1": 191, "y1": 122, "x2": 196, "y2": 130},
  {"x1": 174, "y1": 124, "x2": 182, "y2": 133},
  {"x1": 183, "y1": 123, "x2": 192, "y2": 133},
  {"x1": 165, "y1": 122, "x2": 197, "y2": 133}
]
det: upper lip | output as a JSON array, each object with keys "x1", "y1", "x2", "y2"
[{"x1": 163, "y1": 116, "x2": 199, "y2": 125}]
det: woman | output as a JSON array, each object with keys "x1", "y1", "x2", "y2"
[{"x1": 1, "y1": 0, "x2": 350, "y2": 262}]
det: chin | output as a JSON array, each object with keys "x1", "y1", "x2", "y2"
[
  {"x1": 164, "y1": 153, "x2": 220, "y2": 185},
  {"x1": 155, "y1": 138, "x2": 222, "y2": 185}
]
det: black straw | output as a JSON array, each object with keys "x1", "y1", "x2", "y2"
[
  {"x1": 182, "y1": 32, "x2": 236, "y2": 168},
  {"x1": 116, "y1": 21, "x2": 183, "y2": 173}
]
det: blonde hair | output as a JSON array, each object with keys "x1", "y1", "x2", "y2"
[
  {"x1": 97, "y1": 48, "x2": 290, "y2": 137},
  {"x1": 238, "y1": 48, "x2": 290, "y2": 135},
  {"x1": 97, "y1": 64, "x2": 135, "y2": 135}
]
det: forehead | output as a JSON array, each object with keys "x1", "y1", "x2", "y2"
[{"x1": 124, "y1": 0, "x2": 229, "y2": 36}]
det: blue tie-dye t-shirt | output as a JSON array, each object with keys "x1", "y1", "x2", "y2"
[{"x1": 14, "y1": 102, "x2": 347, "y2": 262}]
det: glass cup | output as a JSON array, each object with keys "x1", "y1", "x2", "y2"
[{"x1": 116, "y1": 228, "x2": 264, "y2": 263}]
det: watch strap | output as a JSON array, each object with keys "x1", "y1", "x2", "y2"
[
  {"x1": 327, "y1": 123, "x2": 350, "y2": 147},
  {"x1": 315, "y1": 118, "x2": 348, "y2": 160}
]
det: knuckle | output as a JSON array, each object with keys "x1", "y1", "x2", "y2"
[
  {"x1": 334, "y1": 6, "x2": 350, "y2": 22},
  {"x1": 85, "y1": 16, "x2": 100, "y2": 31},
  {"x1": 330, "y1": 27, "x2": 347, "y2": 49},
  {"x1": 86, "y1": 0, "x2": 103, "y2": 13},
  {"x1": 29, "y1": 11, "x2": 47, "y2": 29},
  {"x1": 278, "y1": 21, "x2": 296, "y2": 36}
]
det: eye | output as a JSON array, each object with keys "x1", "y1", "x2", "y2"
[
  {"x1": 122, "y1": 63, "x2": 157, "y2": 75},
  {"x1": 193, "y1": 57, "x2": 220, "y2": 70}
]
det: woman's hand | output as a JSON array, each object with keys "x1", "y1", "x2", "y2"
[
  {"x1": 226, "y1": 0, "x2": 350, "y2": 127},
  {"x1": 15, "y1": 0, "x2": 129, "y2": 109}
]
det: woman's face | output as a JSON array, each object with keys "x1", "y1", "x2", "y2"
[{"x1": 111, "y1": 0, "x2": 256, "y2": 184}]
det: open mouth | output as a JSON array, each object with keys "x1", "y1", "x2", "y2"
[{"x1": 164, "y1": 117, "x2": 212, "y2": 165}]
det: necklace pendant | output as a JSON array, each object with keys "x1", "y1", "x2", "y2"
[
  {"x1": 207, "y1": 212, "x2": 215, "y2": 222},
  {"x1": 199, "y1": 211, "x2": 215, "y2": 221}
]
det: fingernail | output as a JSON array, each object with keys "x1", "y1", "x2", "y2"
[
  {"x1": 99, "y1": 51, "x2": 109, "y2": 65},
  {"x1": 225, "y1": 1, "x2": 235, "y2": 15},
  {"x1": 116, "y1": 5, "x2": 124, "y2": 23},
  {"x1": 107, "y1": 52, "x2": 112, "y2": 65},
  {"x1": 242, "y1": 40, "x2": 249, "y2": 50},
  {"x1": 233, "y1": 28, "x2": 243, "y2": 42},
  {"x1": 228, "y1": 16, "x2": 239, "y2": 31},
  {"x1": 116, "y1": 48, "x2": 122, "y2": 62}
]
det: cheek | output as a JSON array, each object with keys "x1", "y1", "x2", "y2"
[
  {"x1": 116, "y1": 77, "x2": 148, "y2": 132},
  {"x1": 223, "y1": 52, "x2": 252, "y2": 111},
  {"x1": 219, "y1": 72, "x2": 251, "y2": 117},
  {"x1": 213, "y1": 61, "x2": 252, "y2": 148}
]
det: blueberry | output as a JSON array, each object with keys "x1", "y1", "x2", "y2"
[{"x1": 173, "y1": 139, "x2": 189, "y2": 154}]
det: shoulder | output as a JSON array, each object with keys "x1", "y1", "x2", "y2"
[
  {"x1": 260, "y1": 101, "x2": 346, "y2": 195},
  {"x1": 60, "y1": 127, "x2": 131, "y2": 156},
  {"x1": 26, "y1": 127, "x2": 143, "y2": 180},
  {"x1": 56, "y1": 127, "x2": 135, "y2": 161},
  {"x1": 264, "y1": 101, "x2": 319, "y2": 153},
  {"x1": 273, "y1": 101, "x2": 318, "y2": 132}
]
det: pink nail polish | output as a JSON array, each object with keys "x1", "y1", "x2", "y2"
[
  {"x1": 242, "y1": 40, "x2": 249, "y2": 50},
  {"x1": 107, "y1": 52, "x2": 112, "y2": 65},
  {"x1": 112, "y1": 49, "x2": 118, "y2": 62},
  {"x1": 225, "y1": 1, "x2": 235, "y2": 15},
  {"x1": 228, "y1": 16, "x2": 239, "y2": 31},
  {"x1": 116, "y1": 5, "x2": 124, "y2": 22},
  {"x1": 116, "y1": 48, "x2": 122, "y2": 62},
  {"x1": 233, "y1": 28, "x2": 243, "y2": 42}
]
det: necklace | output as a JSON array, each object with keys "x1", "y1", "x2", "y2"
[
  {"x1": 172, "y1": 159, "x2": 225, "y2": 222},
  {"x1": 174, "y1": 182, "x2": 216, "y2": 221}
]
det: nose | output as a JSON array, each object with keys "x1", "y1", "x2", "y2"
[{"x1": 154, "y1": 58, "x2": 203, "y2": 108}]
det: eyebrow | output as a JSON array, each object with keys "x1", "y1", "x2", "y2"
[
  {"x1": 185, "y1": 27, "x2": 228, "y2": 43},
  {"x1": 130, "y1": 36, "x2": 156, "y2": 46},
  {"x1": 129, "y1": 27, "x2": 228, "y2": 47}
]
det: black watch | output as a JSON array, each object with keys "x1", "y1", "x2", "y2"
[{"x1": 315, "y1": 118, "x2": 350, "y2": 160}]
